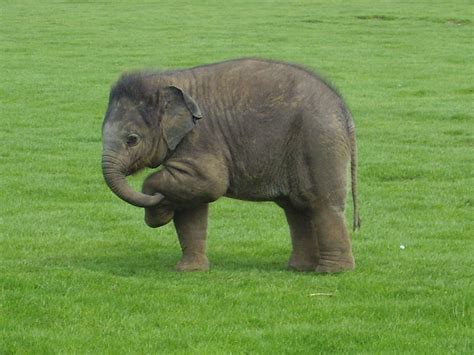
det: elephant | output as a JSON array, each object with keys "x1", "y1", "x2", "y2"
[{"x1": 101, "y1": 58, "x2": 360, "y2": 273}]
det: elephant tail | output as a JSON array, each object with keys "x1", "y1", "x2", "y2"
[{"x1": 347, "y1": 116, "x2": 361, "y2": 231}]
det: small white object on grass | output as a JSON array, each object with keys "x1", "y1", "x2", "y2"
[
  {"x1": 400, "y1": 245, "x2": 406, "y2": 250},
  {"x1": 309, "y1": 293, "x2": 334, "y2": 297}
]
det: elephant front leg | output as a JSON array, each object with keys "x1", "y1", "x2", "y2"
[
  {"x1": 142, "y1": 174, "x2": 175, "y2": 228},
  {"x1": 144, "y1": 204, "x2": 175, "y2": 228},
  {"x1": 173, "y1": 204, "x2": 210, "y2": 272}
]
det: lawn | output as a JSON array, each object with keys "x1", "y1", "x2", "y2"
[{"x1": 1, "y1": 0, "x2": 472, "y2": 353}]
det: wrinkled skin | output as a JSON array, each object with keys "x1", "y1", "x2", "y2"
[{"x1": 102, "y1": 58, "x2": 360, "y2": 273}]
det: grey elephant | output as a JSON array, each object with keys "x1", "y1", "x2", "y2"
[{"x1": 102, "y1": 58, "x2": 360, "y2": 273}]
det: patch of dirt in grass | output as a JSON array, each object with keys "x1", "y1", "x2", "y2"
[
  {"x1": 369, "y1": 166, "x2": 424, "y2": 182},
  {"x1": 356, "y1": 15, "x2": 397, "y2": 21},
  {"x1": 460, "y1": 137, "x2": 474, "y2": 147},
  {"x1": 445, "y1": 18, "x2": 471, "y2": 26},
  {"x1": 300, "y1": 18, "x2": 324, "y2": 24},
  {"x1": 378, "y1": 172, "x2": 423, "y2": 182},
  {"x1": 420, "y1": 17, "x2": 472, "y2": 26}
]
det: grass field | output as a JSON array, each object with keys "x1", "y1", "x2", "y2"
[{"x1": 1, "y1": 0, "x2": 473, "y2": 353}]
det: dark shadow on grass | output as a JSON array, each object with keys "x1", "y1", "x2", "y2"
[
  {"x1": 356, "y1": 15, "x2": 397, "y2": 21},
  {"x1": 47, "y1": 251, "x2": 179, "y2": 277},
  {"x1": 47, "y1": 248, "x2": 298, "y2": 277},
  {"x1": 210, "y1": 253, "x2": 287, "y2": 273}
]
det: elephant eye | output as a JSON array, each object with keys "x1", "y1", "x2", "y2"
[{"x1": 126, "y1": 134, "x2": 140, "y2": 147}]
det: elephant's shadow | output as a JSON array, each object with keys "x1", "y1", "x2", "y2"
[
  {"x1": 65, "y1": 250, "x2": 178, "y2": 277},
  {"x1": 62, "y1": 246, "x2": 288, "y2": 277}
]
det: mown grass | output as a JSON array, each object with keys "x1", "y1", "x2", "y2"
[{"x1": 1, "y1": 0, "x2": 473, "y2": 353}]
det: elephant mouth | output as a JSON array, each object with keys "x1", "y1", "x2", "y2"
[
  {"x1": 125, "y1": 155, "x2": 160, "y2": 176},
  {"x1": 125, "y1": 157, "x2": 145, "y2": 176}
]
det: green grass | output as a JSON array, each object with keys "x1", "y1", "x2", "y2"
[{"x1": 1, "y1": 0, "x2": 473, "y2": 353}]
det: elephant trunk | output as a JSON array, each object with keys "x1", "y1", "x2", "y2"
[{"x1": 102, "y1": 154, "x2": 164, "y2": 208}]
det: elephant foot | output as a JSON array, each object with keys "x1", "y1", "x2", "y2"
[
  {"x1": 315, "y1": 254, "x2": 355, "y2": 274},
  {"x1": 287, "y1": 254, "x2": 318, "y2": 272},
  {"x1": 145, "y1": 207, "x2": 174, "y2": 228},
  {"x1": 288, "y1": 262, "x2": 317, "y2": 272},
  {"x1": 175, "y1": 255, "x2": 209, "y2": 272}
]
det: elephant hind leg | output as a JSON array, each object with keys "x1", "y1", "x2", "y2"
[
  {"x1": 281, "y1": 203, "x2": 319, "y2": 272},
  {"x1": 311, "y1": 205, "x2": 355, "y2": 273}
]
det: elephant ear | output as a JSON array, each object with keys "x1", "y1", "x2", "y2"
[{"x1": 160, "y1": 86, "x2": 203, "y2": 150}]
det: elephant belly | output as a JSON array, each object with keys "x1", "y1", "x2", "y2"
[{"x1": 224, "y1": 178, "x2": 286, "y2": 201}]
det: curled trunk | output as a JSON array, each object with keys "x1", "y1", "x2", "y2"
[{"x1": 102, "y1": 155, "x2": 164, "y2": 208}]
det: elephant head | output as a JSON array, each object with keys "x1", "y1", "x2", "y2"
[{"x1": 101, "y1": 76, "x2": 202, "y2": 207}]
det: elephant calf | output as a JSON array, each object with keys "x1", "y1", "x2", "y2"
[{"x1": 101, "y1": 58, "x2": 360, "y2": 273}]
